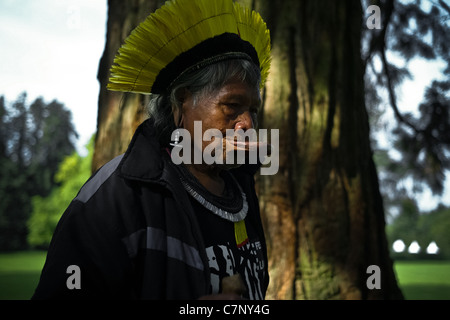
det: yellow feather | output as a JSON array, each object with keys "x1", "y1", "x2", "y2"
[
  {"x1": 233, "y1": 2, "x2": 271, "y2": 88},
  {"x1": 107, "y1": 0, "x2": 271, "y2": 94}
]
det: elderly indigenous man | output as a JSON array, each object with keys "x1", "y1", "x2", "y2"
[{"x1": 32, "y1": 0, "x2": 271, "y2": 300}]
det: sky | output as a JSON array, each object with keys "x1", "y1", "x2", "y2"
[
  {"x1": 0, "y1": 0, "x2": 448, "y2": 212},
  {"x1": 0, "y1": 0, "x2": 107, "y2": 153}
]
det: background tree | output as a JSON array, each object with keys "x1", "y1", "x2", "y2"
[
  {"x1": 363, "y1": 0, "x2": 449, "y2": 265},
  {"x1": 386, "y1": 198, "x2": 421, "y2": 251},
  {"x1": 0, "y1": 93, "x2": 77, "y2": 250},
  {"x1": 420, "y1": 205, "x2": 450, "y2": 259},
  {"x1": 93, "y1": 0, "x2": 448, "y2": 299},
  {"x1": 28, "y1": 136, "x2": 94, "y2": 249},
  {"x1": 253, "y1": 0, "x2": 402, "y2": 299},
  {"x1": 92, "y1": 0, "x2": 165, "y2": 172},
  {"x1": 365, "y1": 0, "x2": 450, "y2": 213},
  {"x1": 386, "y1": 202, "x2": 450, "y2": 260}
]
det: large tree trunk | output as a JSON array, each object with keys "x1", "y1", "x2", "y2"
[
  {"x1": 256, "y1": 0, "x2": 403, "y2": 299},
  {"x1": 93, "y1": 0, "x2": 165, "y2": 171},
  {"x1": 94, "y1": 0, "x2": 403, "y2": 300}
]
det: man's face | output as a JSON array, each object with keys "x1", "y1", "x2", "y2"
[{"x1": 180, "y1": 78, "x2": 262, "y2": 167}]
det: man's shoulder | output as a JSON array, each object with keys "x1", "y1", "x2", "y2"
[{"x1": 74, "y1": 154, "x2": 125, "y2": 204}]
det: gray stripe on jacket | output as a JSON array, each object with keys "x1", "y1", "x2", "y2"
[
  {"x1": 75, "y1": 154, "x2": 124, "y2": 203},
  {"x1": 122, "y1": 227, "x2": 204, "y2": 271}
]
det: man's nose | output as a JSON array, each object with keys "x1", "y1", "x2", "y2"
[{"x1": 234, "y1": 111, "x2": 254, "y2": 131}]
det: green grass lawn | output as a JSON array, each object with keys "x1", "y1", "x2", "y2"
[
  {"x1": 0, "y1": 251, "x2": 449, "y2": 299},
  {"x1": 0, "y1": 251, "x2": 46, "y2": 300},
  {"x1": 394, "y1": 260, "x2": 450, "y2": 300}
]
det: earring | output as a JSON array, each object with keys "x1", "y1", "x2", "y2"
[{"x1": 170, "y1": 129, "x2": 182, "y2": 147}]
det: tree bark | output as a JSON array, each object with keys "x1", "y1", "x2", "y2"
[
  {"x1": 94, "y1": 0, "x2": 404, "y2": 300},
  {"x1": 93, "y1": 0, "x2": 165, "y2": 171},
  {"x1": 254, "y1": 0, "x2": 403, "y2": 299}
]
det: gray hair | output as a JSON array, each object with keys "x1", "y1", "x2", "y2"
[{"x1": 147, "y1": 59, "x2": 261, "y2": 146}]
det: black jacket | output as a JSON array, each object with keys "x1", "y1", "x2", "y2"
[{"x1": 32, "y1": 119, "x2": 269, "y2": 299}]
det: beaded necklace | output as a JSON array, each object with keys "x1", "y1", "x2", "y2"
[{"x1": 171, "y1": 161, "x2": 249, "y2": 247}]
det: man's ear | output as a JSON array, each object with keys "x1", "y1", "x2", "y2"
[
  {"x1": 172, "y1": 89, "x2": 190, "y2": 127},
  {"x1": 172, "y1": 105, "x2": 182, "y2": 127}
]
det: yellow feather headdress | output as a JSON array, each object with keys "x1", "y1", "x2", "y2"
[{"x1": 107, "y1": 0, "x2": 271, "y2": 95}]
